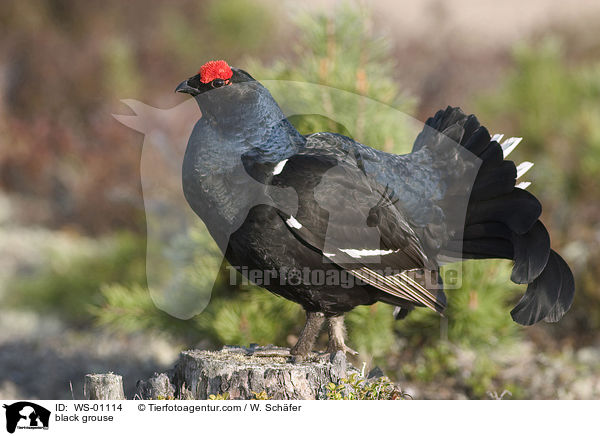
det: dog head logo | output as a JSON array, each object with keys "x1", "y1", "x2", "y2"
[{"x1": 3, "y1": 402, "x2": 50, "y2": 433}]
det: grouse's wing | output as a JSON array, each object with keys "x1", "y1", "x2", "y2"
[{"x1": 266, "y1": 145, "x2": 444, "y2": 312}]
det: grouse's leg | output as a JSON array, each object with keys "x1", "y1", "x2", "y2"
[
  {"x1": 326, "y1": 315, "x2": 358, "y2": 355},
  {"x1": 290, "y1": 311, "x2": 325, "y2": 358}
]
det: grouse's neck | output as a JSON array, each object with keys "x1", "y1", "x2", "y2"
[
  {"x1": 182, "y1": 81, "x2": 304, "y2": 239},
  {"x1": 194, "y1": 81, "x2": 305, "y2": 165}
]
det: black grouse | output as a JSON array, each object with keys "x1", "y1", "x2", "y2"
[{"x1": 176, "y1": 60, "x2": 575, "y2": 358}]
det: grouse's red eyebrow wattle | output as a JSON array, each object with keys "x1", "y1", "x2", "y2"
[{"x1": 198, "y1": 60, "x2": 233, "y2": 84}]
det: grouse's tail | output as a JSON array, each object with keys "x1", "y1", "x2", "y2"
[
  {"x1": 415, "y1": 106, "x2": 574, "y2": 325},
  {"x1": 392, "y1": 269, "x2": 446, "y2": 319}
]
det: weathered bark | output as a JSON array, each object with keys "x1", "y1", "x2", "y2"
[
  {"x1": 170, "y1": 345, "x2": 353, "y2": 400},
  {"x1": 87, "y1": 345, "x2": 357, "y2": 400},
  {"x1": 135, "y1": 372, "x2": 176, "y2": 400},
  {"x1": 84, "y1": 373, "x2": 125, "y2": 400}
]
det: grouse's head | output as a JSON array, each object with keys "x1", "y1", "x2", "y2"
[
  {"x1": 175, "y1": 60, "x2": 255, "y2": 97},
  {"x1": 176, "y1": 59, "x2": 282, "y2": 126}
]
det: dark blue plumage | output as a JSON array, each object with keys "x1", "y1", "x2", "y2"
[{"x1": 177, "y1": 62, "x2": 575, "y2": 356}]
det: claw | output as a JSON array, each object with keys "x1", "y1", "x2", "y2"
[
  {"x1": 345, "y1": 346, "x2": 359, "y2": 356},
  {"x1": 326, "y1": 344, "x2": 358, "y2": 356}
]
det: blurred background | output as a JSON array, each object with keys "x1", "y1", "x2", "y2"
[{"x1": 1, "y1": 0, "x2": 599, "y2": 399}]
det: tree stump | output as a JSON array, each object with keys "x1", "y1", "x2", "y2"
[
  {"x1": 87, "y1": 345, "x2": 358, "y2": 400},
  {"x1": 169, "y1": 345, "x2": 354, "y2": 400},
  {"x1": 84, "y1": 373, "x2": 125, "y2": 400},
  {"x1": 135, "y1": 372, "x2": 176, "y2": 400}
]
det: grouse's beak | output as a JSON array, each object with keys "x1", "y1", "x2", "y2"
[{"x1": 175, "y1": 79, "x2": 197, "y2": 95}]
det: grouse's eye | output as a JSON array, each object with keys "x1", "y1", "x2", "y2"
[{"x1": 211, "y1": 78, "x2": 225, "y2": 88}]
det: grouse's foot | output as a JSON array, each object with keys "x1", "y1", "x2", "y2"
[
  {"x1": 289, "y1": 311, "x2": 325, "y2": 363},
  {"x1": 325, "y1": 315, "x2": 358, "y2": 356}
]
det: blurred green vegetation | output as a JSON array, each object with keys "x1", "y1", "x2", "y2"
[
  {"x1": 4, "y1": 5, "x2": 530, "y2": 398},
  {"x1": 478, "y1": 39, "x2": 600, "y2": 206},
  {"x1": 2, "y1": 1, "x2": 599, "y2": 399},
  {"x1": 7, "y1": 233, "x2": 146, "y2": 326},
  {"x1": 0, "y1": 0, "x2": 285, "y2": 234},
  {"x1": 326, "y1": 373, "x2": 410, "y2": 400},
  {"x1": 249, "y1": 3, "x2": 416, "y2": 152},
  {"x1": 401, "y1": 260, "x2": 521, "y2": 348}
]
